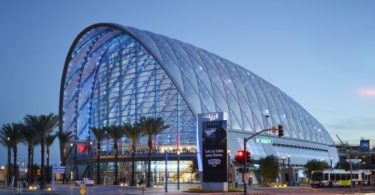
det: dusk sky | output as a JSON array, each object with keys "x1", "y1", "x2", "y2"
[{"x1": 0, "y1": 0, "x2": 374, "y2": 165}]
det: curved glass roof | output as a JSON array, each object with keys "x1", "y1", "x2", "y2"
[{"x1": 60, "y1": 23, "x2": 334, "y2": 145}]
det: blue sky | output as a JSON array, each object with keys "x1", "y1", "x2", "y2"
[{"x1": 0, "y1": 0, "x2": 374, "y2": 165}]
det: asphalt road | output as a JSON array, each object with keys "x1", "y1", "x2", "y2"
[{"x1": 1, "y1": 184, "x2": 375, "y2": 194}]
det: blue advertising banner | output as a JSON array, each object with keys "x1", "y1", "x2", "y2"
[{"x1": 360, "y1": 140, "x2": 370, "y2": 151}]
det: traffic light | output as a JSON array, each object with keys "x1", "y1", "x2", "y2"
[
  {"x1": 245, "y1": 151, "x2": 251, "y2": 164},
  {"x1": 271, "y1": 126, "x2": 276, "y2": 134},
  {"x1": 278, "y1": 124, "x2": 284, "y2": 137},
  {"x1": 371, "y1": 155, "x2": 375, "y2": 164},
  {"x1": 235, "y1": 150, "x2": 245, "y2": 164}
]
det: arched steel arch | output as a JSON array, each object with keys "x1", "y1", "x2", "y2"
[
  {"x1": 60, "y1": 23, "x2": 337, "y2": 161},
  {"x1": 59, "y1": 23, "x2": 196, "y2": 137}
]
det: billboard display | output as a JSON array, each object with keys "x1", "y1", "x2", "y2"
[
  {"x1": 202, "y1": 120, "x2": 227, "y2": 182},
  {"x1": 360, "y1": 139, "x2": 370, "y2": 151}
]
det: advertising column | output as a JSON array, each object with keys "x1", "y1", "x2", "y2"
[{"x1": 197, "y1": 112, "x2": 228, "y2": 192}]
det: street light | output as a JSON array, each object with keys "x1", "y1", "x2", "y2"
[
  {"x1": 243, "y1": 126, "x2": 281, "y2": 195},
  {"x1": 69, "y1": 142, "x2": 77, "y2": 181},
  {"x1": 227, "y1": 149, "x2": 231, "y2": 189},
  {"x1": 177, "y1": 149, "x2": 180, "y2": 190},
  {"x1": 164, "y1": 147, "x2": 168, "y2": 192},
  {"x1": 88, "y1": 141, "x2": 93, "y2": 178},
  {"x1": 281, "y1": 156, "x2": 286, "y2": 183},
  {"x1": 329, "y1": 156, "x2": 333, "y2": 168},
  {"x1": 265, "y1": 114, "x2": 270, "y2": 135},
  {"x1": 287, "y1": 154, "x2": 291, "y2": 186}
]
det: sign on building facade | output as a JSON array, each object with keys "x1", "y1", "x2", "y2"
[
  {"x1": 202, "y1": 120, "x2": 227, "y2": 182},
  {"x1": 197, "y1": 112, "x2": 228, "y2": 191}
]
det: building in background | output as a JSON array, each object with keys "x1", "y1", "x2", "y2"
[
  {"x1": 335, "y1": 139, "x2": 375, "y2": 170},
  {"x1": 59, "y1": 23, "x2": 339, "y2": 184}
]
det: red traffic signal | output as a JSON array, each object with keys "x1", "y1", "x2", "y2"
[
  {"x1": 235, "y1": 150, "x2": 251, "y2": 164},
  {"x1": 245, "y1": 151, "x2": 251, "y2": 164},
  {"x1": 235, "y1": 150, "x2": 245, "y2": 164},
  {"x1": 278, "y1": 124, "x2": 284, "y2": 137}
]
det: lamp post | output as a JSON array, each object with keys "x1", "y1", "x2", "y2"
[
  {"x1": 336, "y1": 135, "x2": 353, "y2": 193},
  {"x1": 265, "y1": 114, "x2": 270, "y2": 135},
  {"x1": 287, "y1": 155, "x2": 291, "y2": 186},
  {"x1": 70, "y1": 142, "x2": 77, "y2": 181},
  {"x1": 6, "y1": 137, "x2": 10, "y2": 187},
  {"x1": 177, "y1": 149, "x2": 180, "y2": 190},
  {"x1": 164, "y1": 147, "x2": 168, "y2": 192},
  {"x1": 329, "y1": 156, "x2": 333, "y2": 169},
  {"x1": 281, "y1": 156, "x2": 286, "y2": 183},
  {"x1": 227, "y1": 149, "x2": 231, "y2": 190},
  {"x1": 88, "y1": 141, "x2": 93, "y2": 178}
]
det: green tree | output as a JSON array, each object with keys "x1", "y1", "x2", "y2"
[
  {"x1": 25, "y1": 114, "x2": 58, "y2": 189},
  {"x1": 91, "y1": 127, "x2": 105, "y2": 184},
  {"x1": 20, "y1": 124, "x2": 39, "y2": 185},
  {"x1": 259, "y1": 155, "x2": 279, "y2": 185},
  {"x1": 6, "y1": 123, "x2": 24, "y2": 187},
  {"x1": 46, "y1": 134, "x2": 56, "y2": 168},
  {"x1": 105, "y1": 125, "x2": 124, "y2": 185},
  {"x1": 304, "y1": 159, "x2": 328, "y2": 179},
  {"x1": 123, "y1": 122, "x2": 142, "y2": 186},
  {"x1": 46, "y1": 133, "x2": 56, "y2": 182},
  {"x1": 0, "y1": 124, "x2": 14, "y2": 185},
  {"x1": 56, "y1": 130, "x2": 73, "y2": 183},
  {"x1": 138, "y1": 116, "x2": 169, "y2": 187}
]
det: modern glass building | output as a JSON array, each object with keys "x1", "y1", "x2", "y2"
[{"x1": 60, "y1": 23, "x2": 338, "y2": 183}]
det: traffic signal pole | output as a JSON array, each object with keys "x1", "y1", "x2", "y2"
[
  {"x1": 242, "y1": 125, "x2": 284, "y2": 195},
  {"x1": 336, "y1": 135, "x2": 353, "y2": 194},
  {"x1": 243, "y1": 128, "x2": 271, "y2": 195}
]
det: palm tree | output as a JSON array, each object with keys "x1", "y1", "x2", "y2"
[
  {"x1": 91, "y1": 127, "x2": 105, "y2": 184},
  {"x1": 46, "y1": 133, "x2": 56, "y2": 182},
  {"x1": 105, "y1": 125, "x2": 124, "y2": 185},
  {"x1": 0, "y1": 124, "x2": 13, "y2": 185},
  {"x1": 138, "y1": 116, "x2": 169, "y2": 187},
  {"x1": 20, "y1": 124, "x2": 39, "y2": 186},
  {"x1": 56, "y1": 130, "x2": 73, "y2": 183},
  {"x1": 123, "y1": 122, "x2": 142, "y2": 186},
  {"x1": 24, "y1": 114, "x2": 58, "y2": 189},
  {"x1": 7, "y1": 123, "x2": 24, "y2": 187}
]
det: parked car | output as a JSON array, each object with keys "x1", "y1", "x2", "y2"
[{"x1": 75, "y1": 178, "x2": 94, "y2": 186}]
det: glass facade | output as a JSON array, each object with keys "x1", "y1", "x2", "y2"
[
  {"x1": 60, "y1": 23, "x2": 338, "y2": 177},
  {"x1": 61, "y1": 27, "x2": 195, "y2": 147}
]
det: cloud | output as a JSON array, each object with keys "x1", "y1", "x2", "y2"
[
  {"x1": 325, "y1": 116, "x2": 375, "y2": 143},
  {"x1": 358, "y1": 88, "x2": 375, "y2": 97},
  {"x1": 326, "y1": 117, "x2": 375, "y2": 132}
]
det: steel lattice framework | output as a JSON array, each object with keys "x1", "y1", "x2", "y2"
[{"x1": 60, "y1": 23, "x2": 335, "y2": 153}]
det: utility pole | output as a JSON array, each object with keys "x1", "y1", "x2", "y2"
[{"x1": 336, "y1": 135, "x2": 353, "y2": 194}]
